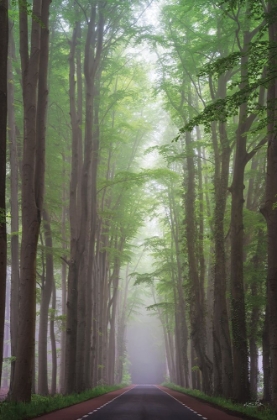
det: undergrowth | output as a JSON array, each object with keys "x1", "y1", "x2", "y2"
[
  {"x1": 0, "y1": 384, "x2": 126, "y2": 420},
  {"x1": 162, "y1": 382, "x2": 277, "y2": 420}
]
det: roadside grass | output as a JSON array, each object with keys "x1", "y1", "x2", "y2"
[
  {"x1": 162, "y1": 382, "x2": 277, "y2": 420},
  {"x1": 0, "y1": 384, "x2": 126, "y2": 420}
]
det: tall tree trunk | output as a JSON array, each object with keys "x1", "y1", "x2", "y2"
[
  {"x1": 65, "y1": 23, "x2": 81, "y2": 394},
  {"x1": 38, "y1": 210, "x2": 54, "y2": 395},
  {"x1": 59, "y1": 173, "x2": 67, "y2": 393},
  {"x1": 11, "y1": 0, "x2": 51, "y2": 402},
  {"x1": 191, "y1": 344, "x2": 200, "y2": 390},
  {"x1": 2, "y1": 278, "x2": 10, "y2": 388},
  {"x1": 107, "y1": 246, "x2": 123, "y2": 385},
  {"x1": 212, "y1": 114, "x2": 233, "y2": 398},
  {"x1": 7, "y1": 23, "x2": 20, "y2": 394},
  {"x1": 229, "y1": 25, "x2": 255, "y2": 402},
  {"x1": 168, "y1": 184, "x2": 189, "y2": 387},
  {"x1": 0, "y1": 0, "x2": 8, "y2": 387},
  {"x1": 184, "y1": 128, "x2": 212, "y2": 394},
  {"x1": 261, "y1": 2, "x2": 277, "y2": 408},
  {"x1": 249, "y1": 229, "x2": 264, "y2": 400},
  {"x1": 76, "y1": 3, "x2": 104, "y2": 391},
  {"x1": 91, "y1": 257, "x2": 99, "y2": 387},
  {"x1": 50, "y1": 281, "x2": 57, "y2": 395},
  {"x1": 115, "y1": 265, "x2": 130, "y2": 384},
  {"x1": 262, "y1": 300, "x2": 271, "y2": 401}
]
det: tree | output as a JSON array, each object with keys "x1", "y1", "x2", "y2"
[
  {"x1": 178, "y1": 0, "x2": 268, "y2": 401},
  {"x1": 260, "y1": 1, "x2": 277, "y2": 409},
  {"x1": 7, "y1": 23, "x2": 20, "y2": 393},
  {"x1": 0, "y1": 0, "x2": 8, "y2": 387},
  {"x1": 11, "y1": 0, "x2": 51, "y2": 402},
  {"x1": 37, "y1": 210, "x2": 54, "y2": 395}
]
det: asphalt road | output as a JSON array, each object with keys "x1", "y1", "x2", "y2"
[{"x1": 77, "y1": 385, "x2": 207, "y2": 420}]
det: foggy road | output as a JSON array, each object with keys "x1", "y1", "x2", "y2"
[{"x1": 77, "y1": 385, "x2": 207, "y2": 420}]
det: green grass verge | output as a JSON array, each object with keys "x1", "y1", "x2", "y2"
[
  {"x1": 162, "y1": 382, "x2": 277, "y2": 420},
  {"x1": 0, "y1": 384, "x2": 127, "y2": 420}
]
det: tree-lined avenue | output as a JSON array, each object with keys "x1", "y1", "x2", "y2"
[{"x1": 1, "y1": 1, "x2": 277, "y2": 417}]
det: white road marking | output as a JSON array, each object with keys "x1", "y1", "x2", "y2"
[
  {"x1": 75, "y1": 386, "x2": 136, "y2": 420},
  {"x1": 155, "y1": 386, "x2": 208, "y2": 419}
]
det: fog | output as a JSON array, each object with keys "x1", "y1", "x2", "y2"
[{"x1": 126, "y1": 309, "x2": 166, "y2": 384}]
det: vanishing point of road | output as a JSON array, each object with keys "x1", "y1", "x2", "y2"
[{"x1": 33, "y1": 385, "x2": 246, "y2": 420}]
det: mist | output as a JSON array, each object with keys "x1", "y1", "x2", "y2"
[
  {"x1": 126, "y1": 308, "x2": 166, "y2": 385},
  {"x1": 1, "y1": 0, "x2": 277, "y2": 415}
]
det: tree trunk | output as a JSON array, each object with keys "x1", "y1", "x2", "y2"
[
  {"x1": 230, "y1": 125, "x2": 250, "y2": 402},
  {"x1": 11, "y1": 0, "x2": 51, "y2": 402},
  {"x1": 76, "y1": 3, "x2": 104, "y2": 392},
  {"x1": 229, "y1": 28, "x2": 253, "y2": 403},
  {"x1": 184, "y1": 128, "x2": 212, "y2": 394},
  {"x1": 59, "y1": 173, "x2": 67, "y2": 393},
  {"x1": 0, "y1": 0, "x2": 8, "y2": 387},
  {"x1": 108, "y1": 251, "x2": 123, "y2": 385},
  {"x1": 191, "y1": 344, "x2": 200, "y2": 390},
  {"x1": 262, "y1": 300, "x2": 271, "y2": 402},
  {"x1": 38, "y1": 210, "x2": 54, "y2": 395},
  {"x1": 11, "y1": 0, "x2": 43, "y2": 402},
  {"x1": 249, "y1": 230, "x2": 264, "y2": 400},
  {"x1": 115, "y1": 266, "x2": 129, "y2": 384},
  {"x1": 7, "y1": 23, "x2": 20, "y2": 394},
  {"x1": 167, "y1": 328, "x2": 176, "y2": 383},
  {"x1": 261, "y1": 2, "x2": 277, "y2": 408},
  {"x1": 65, "y1": 23, "x2": 81, "y2": 394},
  {"x1": 50, "y1": 281, "x2": 57, "y2": 395},
  {"x1": 211, "y1": 71, "x2": 233, "y2": 398},
  {"x1": 2, "y1": 278, "x2": 10, "y2": 388},
  {"x1": 168, "y1": 183, "x2": 189, "y2": 387}
]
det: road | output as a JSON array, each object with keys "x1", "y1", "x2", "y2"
[
  {"x1": 79, "y1": 385, "x2": 207, "y2": 420},
  {"x1": 32, "y1": 385, "x2": 245, "y2": 420}
]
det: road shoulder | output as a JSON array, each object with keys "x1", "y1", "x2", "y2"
[{"x1": 157, "y1": 385, "x2": 253, "y2": 420}]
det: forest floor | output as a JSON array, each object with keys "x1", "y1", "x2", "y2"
[
  {"x1": 0, "y1": 385, "x2": 128, "y2": 420},
  {"x1": 162, "y1": 384, "x2": 276, "y2": 420},
  {"x1": 30, "y1": 385, "x2": 135, "y2": 420}
]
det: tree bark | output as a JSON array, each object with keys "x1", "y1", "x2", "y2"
[
  {"x1": 37, "y1": 210, "x2": 54, "y2": 395},
  {"x1": 211, "y1": 72, "x2": 233, "y2": 398},
  {"x1": 76, "y1": 3, "x2": 104, "y2": 391},
  {"x1": 115, "y1": 265, "x2": 129, "y2": 384},
  {"x1": 65, "y1": 23, "x2": 81, "y2": 394},
  {"x1": 59, "y1": 173, "x2": 67, "y2": 393},
  {"x1": 249, "y1": 229, "x2": 264, "y2": 400},
  {"x1": 11, "y1": 0, "x2": 51, "y2": 402},
  {"x1": 50, "y1": 281, "x2": 57, "y2": 395},
  {"x1": 229, "y1": 25, "x2": 255, "y2": 403},
  {"x1": 168, "y1": 186, "x2": 189, "y2": 388},
  {"x1": 262, "y1": 299, "x2": 271, "y2": 401},
  {"x1": 2, "y1": 278, "x2": 10, "y2": 388},
  {"x1": 184, "y1": 128, "x2": 212, "y2": 394},
  {"x1": 7, "y1": 23, "x2": 20, "y2": 394},
  {"x1": 0, "y1": 0, "x2": 8, "y2": 387},
  {"x1": 260, "y1": 2, "x2": 277, "y2": 408}
]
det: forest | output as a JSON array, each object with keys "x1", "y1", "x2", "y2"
[{"x1": 0, "y1": 0, "x2": 277, "y2": 417}]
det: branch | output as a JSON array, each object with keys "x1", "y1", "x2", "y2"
[
  {"x1": 60, "y1": 256, "x2": 70, "y2": 266},
  {"x1": 245, "y1": 136, "x2": 267, "y2": 163},
  {"x1": 75, "y1": 0, "x2": 89, "y2": 25}
]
